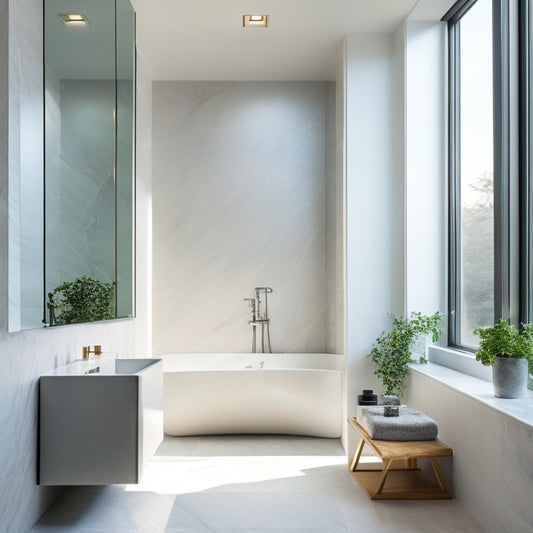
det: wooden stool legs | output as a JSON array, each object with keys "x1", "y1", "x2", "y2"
[
  {"x1": 348, "y1": 418, "x2": 452, "y2": 500},
  {"x1": 349, "y1": 435, "x2": 364, "y2": 471}
]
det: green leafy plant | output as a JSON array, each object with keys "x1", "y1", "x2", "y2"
[
  {"x1": 369, "y1": 311, "x2": 444, "y2": 396},
  {"x1": 474, "y1": 318, "x2": 533, "y2": 373},
  {"x1": 47, "y1": 275, "x2": 115, "y2": 326}
]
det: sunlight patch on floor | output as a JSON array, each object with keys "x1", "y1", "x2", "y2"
[{"x1": 125, "y1": 455, "x2": 347, "y2": 495}]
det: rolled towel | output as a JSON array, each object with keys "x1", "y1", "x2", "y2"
[{"x1": 357, "y1": 406, "x2": 438, "y2": 441}]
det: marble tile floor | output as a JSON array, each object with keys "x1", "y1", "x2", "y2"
[{"x1": 32, "y1": 435, "x2": 487, "y2": 533}]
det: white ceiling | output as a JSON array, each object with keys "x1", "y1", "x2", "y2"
[{"x1": 130, "y1": 0, "x2": 431, "y2": 81}]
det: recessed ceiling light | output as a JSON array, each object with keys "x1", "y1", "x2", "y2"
[
  {"x1": 58, "y1": 13, "x2": 88, "y2": 26},
  {"x1": 243, "y1": 15, "x2": 269, "y2": 28}
]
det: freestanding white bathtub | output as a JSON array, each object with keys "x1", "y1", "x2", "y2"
[{"x1": 162, "y1": 353, "x2": 344, "y2": 438}]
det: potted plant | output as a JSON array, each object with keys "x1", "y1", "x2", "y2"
[
  {"x1": 474, "y1": 318, "x2": 533, "y2": 398},
  {"x1": 368, "y1": 311, "x2": 443, "y2": 398}
]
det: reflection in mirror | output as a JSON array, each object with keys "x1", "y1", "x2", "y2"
[
  {"x1": 43, "y1": 0, "x2": 135, "y2": 327},
  {"x1": 116, "y1": 0, "x2": 135, "y2": 319}
]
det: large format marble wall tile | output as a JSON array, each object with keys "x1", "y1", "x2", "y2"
[{"x1": 153, "y1": 81, "x2": 330, "y2": 354}]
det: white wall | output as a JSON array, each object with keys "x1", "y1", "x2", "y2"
[
  {"x1": 0, "y1": 1, "x2": 152, "y2": 531},
  {"x1": 134, "y1": 54, "x2": 153, "y2": 356},
  {"x1": 344, "y1": 33, "x2": 405, "y2": 452},
  {"x1": 404, "y1": 21, "x2": 448, "y2": 319},
  {"x1": 152, "y1": 81, "x2": 335, "y2": 355}
]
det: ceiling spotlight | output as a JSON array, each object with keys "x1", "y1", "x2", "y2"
[
  {"x1": 243, "y1": 15, "x2": 269, "y2": 28},
  {"x1": 58, "y1": 13, "x2": 88, "y2": 25}
]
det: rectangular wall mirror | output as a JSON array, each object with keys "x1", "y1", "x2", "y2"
[{"x1": 42, "y1": 0, "x2": 135, "y2": 327}]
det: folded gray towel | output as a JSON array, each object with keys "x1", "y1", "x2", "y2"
[{"x1": 357, "y1": 406, "x2": 438, "y2": 441}]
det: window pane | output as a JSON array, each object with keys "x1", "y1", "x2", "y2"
[{"x1": 458, "y1": 0, "x2": 494, "y2": 347}]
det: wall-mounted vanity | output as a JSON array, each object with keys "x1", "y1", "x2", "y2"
[{"x1": 39, "y1": 357, "x2": 163, "y2": 485}]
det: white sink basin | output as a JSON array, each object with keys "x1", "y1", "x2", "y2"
[
  {"x1": 41, "y1": 356, "x2": 159, "y2": 376},
  {"x1": 39, "y1": 357, "x2": 163, "y2": 485}
]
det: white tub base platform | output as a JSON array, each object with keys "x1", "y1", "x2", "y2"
[{"x1": 163, "y1": 353, "x2": 343, "y2": 438}]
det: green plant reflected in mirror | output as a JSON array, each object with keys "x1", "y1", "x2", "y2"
[
  {"x1": 47, "y1": 276, "x2": 115, "y2": 326},
  {"x1": 43, "y1": 0, "x2": 135, "y2": 327}
]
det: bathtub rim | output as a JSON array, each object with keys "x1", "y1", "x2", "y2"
[{"x1": 158, "y1": 352, "x2": 345, "y2": 372}]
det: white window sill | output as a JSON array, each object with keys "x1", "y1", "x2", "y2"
[{"x1": 409, "y1": 347, "x2": 533, "y2": 429}]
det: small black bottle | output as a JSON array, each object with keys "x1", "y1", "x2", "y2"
[{"x1": 358, "y1": 389, "x2": 378, "y2": 405}]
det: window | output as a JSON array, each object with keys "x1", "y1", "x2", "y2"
[
  {"x1": 445, "y1": 0, "x2": 533, "y2": 397},
  {"x1": 448, "y1": 0, "x2": 495, "y2": 348},
  {"x1": 446, "y1": 0, "x2": 502, "y2": 349},
  {"x1": 447, "y1": 0, "x2": 533, "y2": 351}
]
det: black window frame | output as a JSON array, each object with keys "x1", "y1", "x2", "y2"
[
  {"x1": 444, "y1": 0, "x2": 511, "y2": 351},
  {"x1": 520, "y1": 0, "x2": 531, "y2": 323}
]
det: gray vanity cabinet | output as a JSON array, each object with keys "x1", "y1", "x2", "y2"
[{"x1": 39, "y1": 358, "x2": 163, "y2": 485}]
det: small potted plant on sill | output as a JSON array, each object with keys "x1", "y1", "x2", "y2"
[
  {"x1": 368, "y1": 311, "x2": 444, "y2": 399},
  {"x1": 474, "y1": 318, "x2": 533, "y2": 399}
]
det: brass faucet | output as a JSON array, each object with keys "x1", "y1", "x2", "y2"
[{"x1": 82, "y1": 345, "x2": 102, "y2": 359}]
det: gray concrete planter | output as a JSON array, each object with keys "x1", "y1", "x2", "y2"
[{"x1": 492, "y1": 357, "x2": 528, "y2": 399}]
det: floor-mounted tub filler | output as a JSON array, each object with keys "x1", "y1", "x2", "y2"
[
  {"x1": 243, "y1": 287, "x2": 274, "y2": 353},
  {"x1": 162, "y1": 353, "x2": 344, "y2": 438}
]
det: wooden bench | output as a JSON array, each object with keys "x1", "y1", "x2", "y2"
[{"x1": 348, "y1": 417, "x2": 453, "y2": 500}]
